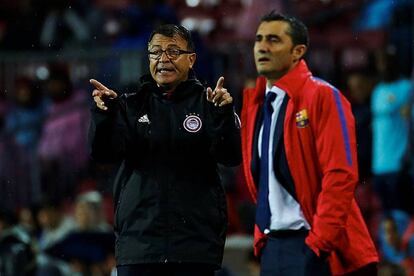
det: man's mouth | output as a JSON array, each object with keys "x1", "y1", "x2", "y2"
[
  {"x1": 157, "y1": 68, "x2": 175, "y2": 73},
  {"x1": 257, "y1": 57, "x2": 270, "y2": 62}
]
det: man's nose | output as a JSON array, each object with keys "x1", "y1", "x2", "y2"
[
  {"x1": 255, "y1": 42, "x2": 269, "y2": 53},
  {"x1": 159, "y1": 51, "x2": 170, "y2": 62},
  {"x1": 258, "y1": 48, "x2": 268, "y2": 54}
]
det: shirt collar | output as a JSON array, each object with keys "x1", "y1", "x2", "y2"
[{"x1": 266, "y1": 85, "x2": 286, "y2": 98}]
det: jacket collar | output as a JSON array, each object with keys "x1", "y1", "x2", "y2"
[{"x1": 254, "y1": 60, "x2": 312, "y2": 101}]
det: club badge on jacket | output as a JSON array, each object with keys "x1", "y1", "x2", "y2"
[
  {"x1": 296, "y1": 109, "x2": 309, "y2": 128},
  {"x1": 183, "y1": 114, "x2": 202, "y2": 133}
]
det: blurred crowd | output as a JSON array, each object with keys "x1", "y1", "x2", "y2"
[{"x1": 0, "y1": 0, "x2": 414, "y2": 275}]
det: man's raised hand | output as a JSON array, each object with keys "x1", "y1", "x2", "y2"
[
  {"x1": 206, "y1": 76, "x2": 233, "y2": 107},
  {"x1": 90, "y1": 79, "x2": 118, "y2": 111}
]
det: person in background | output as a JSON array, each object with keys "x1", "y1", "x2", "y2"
[
  {"x1": 0, "y1": 208, "x2": 37, "y2": 276},
  {"x1": 371, "y1": 46, "x2": 414, "y2": 214},
  {"x1": 89, "y1": 24, "x2": 241, "y2": 276},
  {"x1": 5, "y1": 76, "x2": 46, "y2": 207},
  {"x1": 39, "y1": 0, "x2": 90, "y2": 49},
  {"x1": 74, "y1": 191, "x2": 111, "y2": 232},
  {"x1": 240, "y1": 11, "x2": 378, "y2": 275},
  {"x1": 346, "y1": 70, "x2": 375, "y2": 183},
  {"x1": 36, "y1": 200, "x2": 74, "y2": 250},
  {"x1": 37, "y1": 65, "x2": 90, "y2": 202},
  {"x1": 6, "y1": 77, "x2": 45, "y2": 155}
]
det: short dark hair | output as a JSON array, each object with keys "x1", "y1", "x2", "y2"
[
  {"x1": 148, "y1": 24, "x2": 195, "y2": 52},
  {"x1": 260, "y1": 11, "x2": 309, "y2": 47}
]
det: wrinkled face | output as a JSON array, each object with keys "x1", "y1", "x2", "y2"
[
  {"x1": 148, "y1": 34, "x2": 196, "y2": 92},
  {"x1": 254, "y1": 21, "x2": 305, "y2": 82}
]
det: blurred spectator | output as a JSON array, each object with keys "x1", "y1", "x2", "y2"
[
  {"x1": 371, "y1": 46, "x2": 414, "y2": 214},
  {"x1": 4, "y1": 77, "x2": 46, "y2": 206},
  {"x1": 379, "y1": 211, "x2": 409, "y2": 264},
  {"x1": 401, "y1": 219, "x2": 414, "y2": 276},
  {"x1": 36, "y1": 200, "x2": 75, "y2": 250},
  {"x1": 17, "y1": 206, "x2": 40, "y2": 239},
  {"x1": 37, "y1": 64, "x2": 90, "y2": 202},
  {"x1": 0, "y1": 207, "x2": 36, "y2": 276},
  {"x1": 43, "y1": 197, "x2": 115, "y2": 276},
  {"x1": 39, "y1": 0, "x2": 90, "y2": 49},
  {"x1": 44, "y1": 230, "x2": 116, "y2": 276},
  {"x1": 110, "y1": 0, "x2": 178, "y2": 50},
  {"x1": 354, "y1": 0, "x2": 401, "y2": 30},
  {"x1": 35, "y1": 199, "x2": 75, "y2": 276},
  {"x1": 6, "y1": 77, "x2": 46, "y2": 154},
  {"x1": 346, "y1": 70, "x2": 375, "y2": 182},
  {"x1": 0, "y1": 99, "x2": 35, "y2": 211},
  {"x1": 355, "y1": 0, "x2": 413, "y2": 76},
  {"x1": 377, "y1": 209, "x2": 414, "y2": 276},
  {"x1": 237, "y1": 0, "x2": 285, "y2": 41},
  {"x1": 346, "y1": 70, "x2": 380, "y2": 239},
  {"x1": 74, "y1": 191, "x2": 111, "y2": 232}
]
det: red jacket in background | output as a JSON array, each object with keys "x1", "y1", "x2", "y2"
[{"x1": 241, "y1": 60, "x2": 378, "y2": 275}]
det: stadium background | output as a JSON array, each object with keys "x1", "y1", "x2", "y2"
[{"x1": 0, "y1": 0, "x2": 413, "y2": 275}]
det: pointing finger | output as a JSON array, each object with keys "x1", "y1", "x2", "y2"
[
  {"x1": 215, "y1": 76, "x2": 224, "y2": 90},
  {"x1": 90, "y1": 79, "x2": 109, "y2": 90}
]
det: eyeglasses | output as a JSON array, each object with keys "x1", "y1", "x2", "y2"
[{"x1": 148, "y1": 48, "x2": 194, "y2": 60}]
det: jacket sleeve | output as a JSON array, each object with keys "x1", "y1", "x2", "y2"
[
  {"x1": 206, "y1": 101, "x2": 242, "y2": 167},
  {"x1": 305, "y1": 86, "x2": 359, "y2": 256},
  {"x1": 88, "y1": 97, "x2": 128, "y2": 163}
]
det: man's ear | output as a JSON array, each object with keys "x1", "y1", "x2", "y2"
[
  {"x1": 292, "y1": 44, "x2": 307, "y2": 62},
  {"x1": 189, "y1": 53, "x2": 197, "y2": 69}
]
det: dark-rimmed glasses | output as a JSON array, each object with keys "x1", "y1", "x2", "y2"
[{"x1": 148, "y1": 48, "x2": 194, "y2": 60}]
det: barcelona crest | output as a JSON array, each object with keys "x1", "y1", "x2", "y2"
[{"x1": 295, "y1": 109, "x2": 309, "y2": 128}]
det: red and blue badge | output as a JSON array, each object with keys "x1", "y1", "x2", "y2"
[{"x1": 295, "y1": 109, "x2": 309, "y2": 128}]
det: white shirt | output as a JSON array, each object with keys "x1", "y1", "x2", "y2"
[{"x1": 258, "y1": 85, "x2": 310, "y2": 233}]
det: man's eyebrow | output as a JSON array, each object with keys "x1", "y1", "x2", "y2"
[
  {"x1": 255, "y1": 34, "x2": 280, "y2": 40},
  {"x1": 265, "y1": 34, "x2": 280, "y2": 40},
  {"x1": 148, "y1": 44, "x2": 180, "y2": 48}
]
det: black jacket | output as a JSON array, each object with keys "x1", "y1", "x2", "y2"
[{"x1": 89, "y1": 74, "x2": 241, "y2": 267}]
